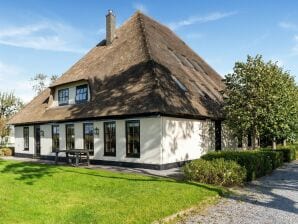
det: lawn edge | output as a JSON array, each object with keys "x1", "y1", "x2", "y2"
[{"x1": 152, "y1": 195, "x2": 222, "y2": 224}]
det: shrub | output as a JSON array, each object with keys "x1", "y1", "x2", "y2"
[
  {"x1": 276, "y1": 146, "x2": 296, "y2": 162},
  {"x1": 183, "y1": 158, "x2": 246, "y2": 186},
  {"x1": 201, "y1": 150, "x2": 273, "y2": 181},
  {"x1": 0, "y1": 148, "x2": 12, "y2": 156},
  {"x1": 260, "y1": 149, "x2": 284, "y2": 169}
]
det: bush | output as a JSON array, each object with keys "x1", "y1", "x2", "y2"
[
  {"x1": 183, "y1": 158, "x2": 246, "y2": 186},
  {"x1": 276, "y1": 146, "x2": 296, "y2": 162},
  {"x1": 260, "y1": 149, "x2": 284, "y2": 169},
  {"x1": 201, "y1": 150, "x2": 273, "y2": 181},
  {"x1": 0, "y1": 148, "x2": 12, "y2": 156}
]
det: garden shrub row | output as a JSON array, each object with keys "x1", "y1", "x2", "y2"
[
  {"x1": 275, "y1": 146, "x2": 296, "y2": 162},
  {"x1": 201, "y1": 150, "x2": 278, "y2": 181},
  {"x1": 183, "y1": 158, "x2": 246, "y2": 187}
]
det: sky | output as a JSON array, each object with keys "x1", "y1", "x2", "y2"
[{"x1": 1, "y1": 0, "x2": 298, "y2": 102}]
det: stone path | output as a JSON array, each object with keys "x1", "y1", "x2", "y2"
[{"x1": 180, "y1": 161, "x2": 298, "y2": 224}]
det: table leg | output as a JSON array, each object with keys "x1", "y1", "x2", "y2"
[
  {"x1": 55, "y1": 151, "x2": 58, "y2": 164},
  {"x1": 76, "y1": 153, "x2": 79, "y2": 167},
  {"x1": 87, "y1": 151, "x2": 90, "y2": 166}
]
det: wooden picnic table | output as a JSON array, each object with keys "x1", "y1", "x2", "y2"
[{"x1": 55, "y1": 149, "x2": 92, "y2": 166}]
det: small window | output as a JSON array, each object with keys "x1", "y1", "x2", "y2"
[
  {"x1": 75, "y1": 85, "x2": 88, "y2": 103},
  {"x1": 52, "y1": 125, "x2": 60, "y2": 152},
  {"x1": 66, "y1": 124, "x2": 75, "y2": 150},
  {"x1": 84, "y1": 123, "x2": 94, "y2": 155},
  {"x1": 23, "y1": 127, "x2": 29, "y2": 151},
  {"x1": 58, "y1": 88, "x2": 69, "y2": 106},
  {"x1": 126, "y1": 120, "x2": 140, "y2": 158},
  {"x1": 104, "y1": 122, "x2": 116, "y2": 156},
  {"x1": 172, "y1": 76, "x2": 187, "y2": 92}
]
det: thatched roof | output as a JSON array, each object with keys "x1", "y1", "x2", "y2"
[{"x1": 9, "y1": 12, "x2": 224, "y2": 125}]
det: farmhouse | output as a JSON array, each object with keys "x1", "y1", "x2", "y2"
[{"x1": 8, "y1": 11, "x2": 236, "y2": 169}]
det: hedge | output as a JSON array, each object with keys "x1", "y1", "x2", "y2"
[
  {"x1": 201, "y1": 150, "x2": 276, "y2": 181},
  {"x1": 275, "y1": 146, "x2": 296, "y2": 162},
  {"x1": 183, "y1": 158, "x2": 246, "y2": 186}
]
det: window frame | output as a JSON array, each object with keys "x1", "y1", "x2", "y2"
[
  {"x1": 75, "y1": 84, "x2": 88, "y2": 104},
  {"x1": 52, "y1": 125, "x2": 60, "y2": 152},
  {"x1": 104, "y1": 121, "x2": 116, "y2": 157},
  {"x1": 23, "y1": 127, "x2": 29, "y2": 151},
  {"x1": 58, "y1": 88, "x2": 69, "y2": 106},
  {"x1": 83, "y1": 123, "x2": 94, "y2": 156},
  {"x1": 65, "y1": 124, "x2": 75, "y2": 150},
  {"x1": 126, "y1": 120, "x2": 140, "y2": 158}
]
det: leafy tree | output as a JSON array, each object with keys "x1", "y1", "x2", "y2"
[
  {"x1": 31, "y1": 74, "x2": 59, "y2": 94},
  {"x1": 0, "y1": 92, "x2": 23, "y2": 140},
  {"x1": 223, "y1": 55, "x2": 298, "y2": 149}
]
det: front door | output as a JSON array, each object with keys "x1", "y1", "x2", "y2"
[{"x1": 34, "y1": 125, "x2": 41, "y2": 156}]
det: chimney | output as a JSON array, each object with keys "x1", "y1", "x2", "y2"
[{"x1": 106, "y1": 10, "x2": 116, "y2": 45}]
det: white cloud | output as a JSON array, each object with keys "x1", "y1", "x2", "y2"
[
  {"x1": 0, "y1": 61, "x2": 35, "y2": 103},
  {"x1": 278, "y1": 21, "x2": 297, "y2": 31},
  {"x1": 0, "y1": 20, "x2": 87, "y2": 53},
  {"x1": 133, "y1": 3, "x2": 148, "y2": 13},
  {"x1": 168, "y1": 11, "x2": 238, "y2": 30}
]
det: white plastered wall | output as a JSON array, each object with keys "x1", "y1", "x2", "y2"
[
  {"x1": 14, "y1": 126, "x2": 35, "y2": 155},
  {"x1": 161, "y1": 116, "x2": 215, "y2": 164}
]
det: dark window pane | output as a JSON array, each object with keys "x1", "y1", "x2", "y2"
[
  {"x1": 75, "y1": 85, "x2": 88, "y2": 103},
  {"x1": 83, "y1": 123, "x2": 94, "y2": 155},
  {"x1": 58, "y1": 88, "x2": 69, "y2": 106},
  {"x1": 126, "y1": 120, "x2": 140, "y2": 158},
  {"x1": 52, "y1": 125, "x2": 60, "y2": 152},
  {"x1": 66, "y1": 124, "x2": 75, "y2": 150},
  {"x1": 104, "y1": 122, "x2": 116, "y2": 156},
  {"x1": 23, "y1": 127, "x2": 29, "y2": 151}
]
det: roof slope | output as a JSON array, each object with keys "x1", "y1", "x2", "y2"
[{"x1": 9, "y1": 12, "x2": 224, "y2": 125}]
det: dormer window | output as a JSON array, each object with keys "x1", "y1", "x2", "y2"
[
  {"x1": 75, "y1": 84, "x2": 88, "y2": 103},
  {"x1": 58, "y1": 88, "x2": 69, "y2": 106}
]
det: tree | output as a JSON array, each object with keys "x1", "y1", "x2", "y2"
[
  {"x1": 223, "y1": 55, "x2": 298, "y2": 149},
  {"x1": 0, "y1": 92, "x2": 23, "y2": 140},
  {"x1": 30, "y1": 74, "x2": 59, "y2": 94}
]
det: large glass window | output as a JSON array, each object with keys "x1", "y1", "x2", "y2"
[
  {"x1": 75, "y1": 85, "x2": 88, "y2": 103},
  {"x1": 83, "y1": 123, "x2": 94, "y2": 155},
  {"x1": 23, "y1": 127, "x2": 29, "y2": 151},
  {"x1": 66, "y1": 124, "x2": 75, "y2": 150},
  {"x1": 52, "y1": 125, "x2": 60, "y2": 152},
  {"x1": 126, "y1": 120, "x2": 140, "y2": 158},
  {"x1": 104, "y1": 122, "x2": 116, "y2": 156},
  {"x1": 58, "y1": 88, "x2": 69, "y2": 106}
]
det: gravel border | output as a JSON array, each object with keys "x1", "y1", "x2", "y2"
[{"x1": 178, "y1": 161, "x2": 298, "y2": 224}]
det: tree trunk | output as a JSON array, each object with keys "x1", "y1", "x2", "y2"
[
  {"x1": 252, "y1": 127, "x2": 258, "y2": 149},
  {"x1": 272, "y1": 137, "x2": 277, "y2": 150},
  {"x1": 283, "y1": 139, "x2": 287, "y2": 146}
]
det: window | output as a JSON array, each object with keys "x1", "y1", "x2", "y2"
[
  {"x1": 66, "y1": 124, "x2": 75, "y2": 150},
  {"x1": 75, "y1": 85, "x2": 88, "y2": 103},
  {"x1": 23, "y1": 127, "x2": 29, "y2": 151},
  {"x1": 52, "y1": 125, "x2": 60, "y2": 152},
  {"x1": 104, "y1": 122, "x2": 116, "y2": 156},
  {"x1": 126, "y1": 120, "x2": 140, "y2": 158},
  {"x1": 58, "y1": 88, "x2": 69, "y2": 106},
  {"x1": 84, "y1": 123, "x2": 94, "y2": 155}
]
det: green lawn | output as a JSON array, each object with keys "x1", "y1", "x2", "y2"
[{"x1": 0, "y1": 160, "x2": 222, "y2": 224}]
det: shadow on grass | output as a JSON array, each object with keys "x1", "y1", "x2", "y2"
[
  {"x1": 0, "y1": 160, "x2": 56, "y2": 185},
  {"x1": 0, "y1": 159, "x2": 225, "y2": 196}
]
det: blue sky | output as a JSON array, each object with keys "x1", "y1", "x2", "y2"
[{"x1": 1, "y1": 0, "x2": 298, "y2": 102}]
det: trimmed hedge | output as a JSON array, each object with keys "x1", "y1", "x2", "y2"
[
  {"x1": 201, "y1": 151, "x2": 275, "y2": 181},
  {"x1": 183, "y1": 158, "x2": 246, "y2": 186},
  {"x1": 260, "y1": 150, "x2": 284, "y2": 169},
  {"x1": 275, "y1": 147, "x2": 296, "y2": 162}
]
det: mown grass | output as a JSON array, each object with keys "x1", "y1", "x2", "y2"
[{"x1": 0, "y1": 160, "x2": 223, "y2": 224}]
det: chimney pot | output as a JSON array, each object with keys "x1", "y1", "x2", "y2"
[{"x1": 106, "y1": 10, "x2": 116, "y2": 45}]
